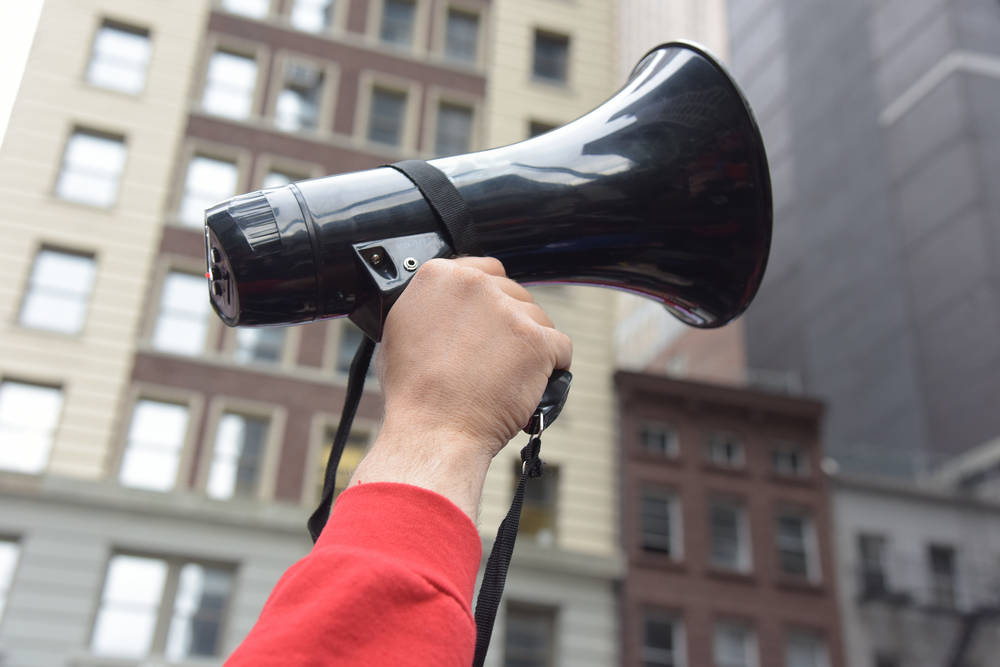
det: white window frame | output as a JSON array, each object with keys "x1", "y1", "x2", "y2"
[
  {"x1": 218, "y1": 0, "x2": 272, "y2": 20},
  {"x1": 639, "y1": 485, "x2": 683, "y2": 560},
  {"x1": 640, "y1": 608, "x2": 686, "y2": 667},
  {"x1": 0, "y1": 538, "x2": 21, "y2": 623},
  {"x1": 775, "y1": 510, "x2": 821, "y2": 582},
  {"x1": 200, "y1": 46, "x2": 261, "y2": 121},
  {"x1": 357, "y1": 72, "x2": 420, "y2": 154},
  {"x1": 439, "y1": 4, "x2": 482, "y2": 66},
  {"x1": 198, "y1": 398, "x2": 285, "y2": 502},
  {"x1": 55, "y1": 127, "x2": 127, "y2": 208},
  {"x1": 19, "y1": 247, "x2": 97, "y2": 335},
  {"x1": 785, "y1": 628, "x2": 830, "y2": 667},
  {"x1": 531, "y1": 28, "x2": 570, "y2": 85},
  {"x1": 708, "y1": 498, "x2": 752, "y2": 573},
  {"x1": 772, "y1": 443, "x2": 810, "y2": 477},
  {"x1": 0, "y1": 379, "x2": 63, "y2": 474},
  {"x1": 85, "y1": 19, "x2": 152, "y2": 95},
  {"x1": 149, "y1": 269, "x2": 214, "y2": 356},
  {"x1": 713, "y1": 620, "x2": 759, "y2": 667},
  {"x1": 287, "y1": 0, "x2": 346, "y2": 34},
  {"x1": 90, "y1": 552, "x2": 234, "y2": 661},
  {"x1": 638, "y1": 421, "x2": 679, "y2": 458}
]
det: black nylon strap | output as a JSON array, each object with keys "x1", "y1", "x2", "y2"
[
  {"x1": 387, "y1": 160, "x2": 482, "y2": 256},
  {"x1": 307, "y1": 334, "x2": 376, "y2": 542},
  {"x1": 472, "y1": 434, "x2": 544, "y2": 667}
]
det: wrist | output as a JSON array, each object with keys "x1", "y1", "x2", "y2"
[{"x1": 347, "y1": 419, "x2": 494, "y2": 522}]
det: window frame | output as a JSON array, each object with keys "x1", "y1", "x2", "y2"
[
  {"x1": 638, "y1": 484, "x2": 683, "y2": 560},
  {"x1": 504, "y1": 601, "x2": 558, "y2": 667},
  {"x1": 113, "y1": 384, "x2": 204, "y2": 493},
  {"x1": 284, "y1": 0, "x2": 348, "y2": 35},
  {"x1": 423, "y1": 87, "x2": 480, "y2": 158},
  {"x1": 639, "y1": 606, "x2": 686, "y2": 667},
  {"x1": 18, "y1": 245, "x2": 98, "y2": 336},
  {"x1": 436, "y1": 2, "x2": 484, "y2": 67},
  {"x1": 857, "y1": 532, "x2": 889, "y2": 597},
  {"x1": 0, "y1": 377, "x2": 64, "y2": 475},
  {"x1": 303, "y1": 411, "x2": 378, "y2": 505},
  {"x1": 708, "y1": 497, "x2": 752, "y2": 573},
  {"x1": 88, "y1": 550, "x2": 235, "y2": 662},
  {"x1": 197, "y1": 397, "x2": 286, "y2": 502},
  {"x1": 927, "y1": 542, "x2": 958, "y2": 608},
  {"x1": 84, "y1": 18, "x2": 152, "y2": 96},
  {"x1": 713, "y1": 619, "x2": 759, "y2": 667},
  {"x1": 356, "y1": 71, "x2": 421, "y2": 155},
  {"x1": 170, "y1": 140, "x2": 250, "y2": 228},
  {"x1": 267, "y1": 51, "x2": 339, "y2": 135},
  {"x1": 195, "y1": 36, "x2": 268, "y2": 122},
  {"x1": 784, "y1": 627, "x2": 830, "y2": 667},
  {"x1": 774, "y1": 508, "x2": 821, "y2": 582},
  {"x1": 0, "y1": 536, "x2": 21, "y2": 624},
  {"x1": 637, "y1": 420, "x2": 680, "y2": 459},
  {"x1": 217, "y1": 0, "x2": 274, "y2": 20},
  {"x1": 53, "y1": 126, "x2": 128, "y2": 209},
  {"x1": 515, "y1": 459, "x2": 559, "y2": 546},
  {"x1": 704, "y1": 431, "x2": 747, "y2": 470},
  {"x1": 771, "y1": 442, "x2": 811, "y2": 478},
  {"x1": 369, "y1": 0, "x2": 429, "y2": 53},
  {"x1": 531, "y1": 28, "x2": 570, "y2": 85},
  {"x1": 145, "y1": 260, "x2": 219, "y2": 357}
]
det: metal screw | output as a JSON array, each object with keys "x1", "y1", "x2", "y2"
[
  {"x1": 370, "y1": 252, "x2": 383, "y2": 265},
  {"x1": 403, "y1": 257, "x2": 419, "y2": 271}
]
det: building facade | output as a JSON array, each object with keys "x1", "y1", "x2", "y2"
[
  {"x1": 616, "y1": 371, "x2": 844, "y2": 667},
  {"x1": 832, "y1": 470, "x2": 1000, "y2": 667},
  {"x1": 0, "y1": 1, "x2": 625, "y2": 665},
  {"x1": 725, "y1": 0, "x2": 1000, "y2": 475}
]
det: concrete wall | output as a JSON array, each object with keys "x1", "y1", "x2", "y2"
[
  {"x1": 727, "y1": 0, "x2": 1000, "y2": 475},
  {"x1": 0, "y1": 0, "x2": 211, "y2": 479}
]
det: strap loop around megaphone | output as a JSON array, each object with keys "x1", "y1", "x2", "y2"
[{"x1": 387, "y1": 160, "x2": 483, "y2": 257}]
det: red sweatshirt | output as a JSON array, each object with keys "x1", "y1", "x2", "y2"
[{"x1": 226, "y1": 483, "x2": 483, "y2": 666}]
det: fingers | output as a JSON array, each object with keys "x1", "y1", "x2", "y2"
[
  {"x1": 452, "y1": 255, "x2": 506, "y2": 277},
  {"x1": 546, "y1": 326, "x2": 573, "y2": 371}
]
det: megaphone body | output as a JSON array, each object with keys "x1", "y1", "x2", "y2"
[{"x1": 205, "y1": 41, "x2": 771, "y2": 343}]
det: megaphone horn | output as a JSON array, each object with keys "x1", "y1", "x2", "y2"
[{"x1": 204, "y1": 41, "x2": 772, "y2": 341}]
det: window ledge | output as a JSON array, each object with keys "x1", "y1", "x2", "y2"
[
  {"x1": 767, "y1": 471, "x2": 816, "y2": 487},
  {"x1": 775, "y1": 575, "x2": 825, "y2": 594},
  {"x1": 633, "y1": 551, "x2": 686, "y2": 572},
  {"x1": 700, "y1": 462, "x2": 749, "y2": 477}
]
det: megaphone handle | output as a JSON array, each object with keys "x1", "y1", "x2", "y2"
[{"x1": 525, "y1": 369, "x2": 572, "y2": 434}]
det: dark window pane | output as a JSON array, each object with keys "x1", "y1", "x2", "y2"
[
  {"x1": 368, "y1": 87, "x2": 406, "y2": 146},
  {"x1": 380, "y1": 0, "x2": 415, "y2": 47},
  {"x1": 445, "y1": 9, "x2": 478, "y2": 63},
  {"x1": 434, "y1": 102, "x2": 473, "y2": 156},
  {"x1": 532, "y1": 31, "x2": 569, "y2": 82}
]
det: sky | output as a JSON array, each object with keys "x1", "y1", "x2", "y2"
[{"x1": 0, "y1": 1, "x2": 45, "y2": 145}]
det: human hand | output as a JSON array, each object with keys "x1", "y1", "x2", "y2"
[{"x1": 349, "y1": 257, "x2": 572, "y2": 519}]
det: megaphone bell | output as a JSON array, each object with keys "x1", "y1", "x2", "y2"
[{"x1": 204, "y1": 41, "x2": 771, "y2": 344}]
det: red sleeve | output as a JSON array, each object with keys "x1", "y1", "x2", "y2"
[{"x1": 226, "y1": 482, "x2": 483, "y2": 667}]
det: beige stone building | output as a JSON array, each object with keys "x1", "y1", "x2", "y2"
[{"x1": 0, "y1": 1, "x2": 634, "y2": 665}]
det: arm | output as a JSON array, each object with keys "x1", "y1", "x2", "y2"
[{"x1": 225, "y1": 257, "x2": 572, "y2": 666}]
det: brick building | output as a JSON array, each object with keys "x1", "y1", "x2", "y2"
[{"x1": 616, "y1": 370, "x2": 844, "y2": 667}]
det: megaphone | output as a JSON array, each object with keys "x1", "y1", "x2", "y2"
[{"x1": 204, "y1": 41, "x2": 771, "y2": 343}]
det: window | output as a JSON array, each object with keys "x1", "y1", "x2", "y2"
[
  {"x1": 772, "y1": 445, "x2": 809, "y2": 477},
  {"x1": 785, "y1": 629, "x2": 828, "y2": 667},
  {"x1": 336, "y1": 322, "x2": 375, "y2": 375},
  {"x1": 234, "y1": 328, "x2": 285, "y2": 364},
  {"x1": 221, "y1": 0, "x2": 270, "y2": 19},
  {"x1": 434, "y1": 102, "x2": 473, "y2": 156},
  {"x1": 705, "y1": 433, "x2": 745, "y2": 468},
  {"x1": 56, "y1": 129, "x2": 126, "y2": 207},
  {"x1": 0, "y1": 381, "x2": 62, "y2": 473},
  {"x1": 178, "y1": 155, "x2": 238, "y2": 226},
  {"x1": 504, "y1": 603, "x2": 555, "y2": 667},
  {"x1": 0, "y1": 539, "x2": 20, "y2": 621},
  {"x1": 776, "y1": 513, "x2": 817, "y2": 580},
  {"x1": 120, "y1": 400, "x2": 189, "y2": 491},
  {"x1": 291, "y1": 0, "x2": 335, "y2": 32},
  {"x1": 380, "y1": 0, "x2": 416, "y2": 48},
  {"x1": 532, "y1": 30, "x2": 569, "y2": 83},
  {"x1": 87, "y1": 21, "x2": 151, "y2": 94},
  {"x1": 152, "y1": 272, "x2": 212, "y2": 355},
  {"x1": 444, "y1": 8, "x2": 478, "y2": 63},
  {"x1": 709, "y1": 500, "x2": 750, "y2": 572},
  {"x1": 368, "y1": 87, "x2": 407, "y2": 147},
  {"x1": 201, "y1": 49, "x2": 257, "y2": 119},
  {"x1": 713, "y1": 621, "x2": 756, "y2": 667},
  {"x1": 316, "y1": 425, "x2": 370, "y2": 501},
  {"x1": 928, "y1": 544, "x2": 957, "y2": 607},
  {"x1": 206, "y1": 413, "x2": 269, "y2": 500},
  {"x1": 641, "y1": 609, "x2": 684, "y2": 667},
  {"x1": 91, "y1": 554, "x2": 232, "y2": 660},
  {"x1": 518, "y1": 462, "x2": 558, "y2": 545},
  {"x1": 275, "y1": 62, "x2": 324, "y2": 132},
  {"x1": 19, "y1": 249, "x2": 97, "y2": 334},
  {"x1": 858, "y1": 533, "x2": 888, "y2": 597},
  {"x1": 640, "y1": 486, "x2": 680, "y2": 558},
  {"x1": 528, "y1": 120, "x2": 557, "y2": 138},
  {"x1": 639, "y1": 423, "x2": 678, "y2": 457}
]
